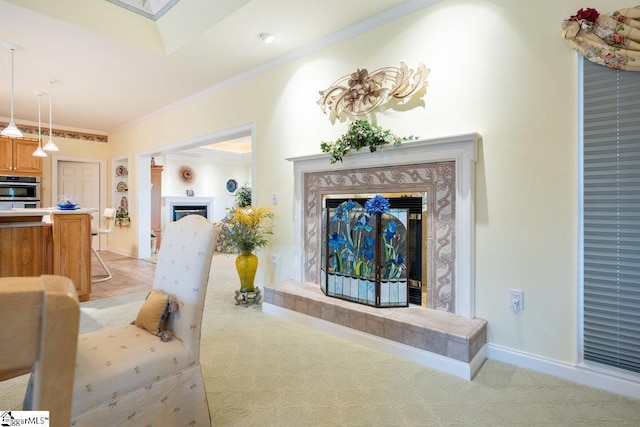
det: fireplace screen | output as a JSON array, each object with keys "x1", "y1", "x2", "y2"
[
  {"x1": 321, "y1": 196, "x2": 410, "y2": 307},
  {"x1": 173, "y1": 205, "x2": 207, "y2": 222}
]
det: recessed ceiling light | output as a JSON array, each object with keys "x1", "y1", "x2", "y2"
[{"x1": 259, "y1": 33, "x2": 275, "y2": 44}]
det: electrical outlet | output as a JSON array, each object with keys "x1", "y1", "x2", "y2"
[
  {"x1": 509, "y1": 289, "x2": 524, "y2": 311},
  {"x1": 272, "y1": 193, "x2": 278, "y2": 205},
  {"x1": 272, "y1": 254, "x2": 277, "y2": 265}
]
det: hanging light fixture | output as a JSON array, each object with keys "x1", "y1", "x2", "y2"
[
  {"x1": 43, "y1": 78, "x2": 59, "y2": 151},
  {"x1": 32, "y1": 91, "x2": 47, "y2": 157},
  {"x1": 1, "y1": 43, "x2": 23, "y2": 138}
]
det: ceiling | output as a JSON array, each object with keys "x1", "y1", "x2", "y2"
[
  {"x1": 0, "y1": 0, "x2": 429, "y2": 139},
  {"x1": 174, "y1": 135, "x2": 253, "y2": 163}
]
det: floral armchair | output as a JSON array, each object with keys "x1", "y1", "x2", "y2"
[{"x1": 69, "y1": 215, "x2": 218, "y2": 426}]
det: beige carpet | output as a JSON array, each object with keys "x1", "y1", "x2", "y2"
[{"x1": 2, "y1": 253, "x2": 640, "y2": 426}]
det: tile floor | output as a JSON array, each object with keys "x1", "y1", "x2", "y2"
[{"x1": 90, "y1": 250, "x2": 155, "y2": 300}]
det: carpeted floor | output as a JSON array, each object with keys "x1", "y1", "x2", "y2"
[{"x1": 2, "y1": 253, "x2": 640, "y2": 426}]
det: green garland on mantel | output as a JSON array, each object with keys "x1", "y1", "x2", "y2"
[{"x1": 320, "y1": 120, "x2": 417, "y2": 164}]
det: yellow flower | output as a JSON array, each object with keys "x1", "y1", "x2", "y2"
[{"x1": 223, "y1": 206, "x2": 274, "y2": 252}]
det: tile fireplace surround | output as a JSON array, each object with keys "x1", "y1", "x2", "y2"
[{"x1": 263, "y1": 133, "x2": 487, "y2": 379}]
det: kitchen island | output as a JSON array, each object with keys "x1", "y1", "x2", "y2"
[{"x1": 0, "y1": 208, "x2": 96, "y2": 301}]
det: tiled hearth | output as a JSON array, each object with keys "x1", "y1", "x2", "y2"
[{"x1": 263, "y1": 281, "x2": 487, "y2": 380}]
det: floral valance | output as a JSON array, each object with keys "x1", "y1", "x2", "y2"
[{"x1": 562, "y1": 6, "x2": 640, "y2": 71}]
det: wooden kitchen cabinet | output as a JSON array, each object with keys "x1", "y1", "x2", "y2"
[
  {"x1": 0, "y1": 224, "x2": 52, "y2": 277},
  {"x1": 0, "y1": 137, "x2": 43, "y2": 175},
  {"x1": 0, "y1": 212, "x2": 92, "y2": 301}
]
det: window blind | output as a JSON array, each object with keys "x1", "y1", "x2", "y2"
[{"x1": 583, "y1": 60, "x2": 640, "y2": 373}]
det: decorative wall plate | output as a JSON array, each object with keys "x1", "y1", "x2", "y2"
[
  {"x1": 226, "y1": 179, "x2": 238, "y2": 193},
  {"x1": 117, "y1": 181, "x2": 128, "y2": 192},
  {"x1": 116, "y1": 165, "x2": 128, "y2": 176}
]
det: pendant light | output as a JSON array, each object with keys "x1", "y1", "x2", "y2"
[
  {"x1": 32, "y1": 91, "x2": 47, "y2": 157},
  {"x1": 43, "y1": 79, "x2": 59, "y2": 151},
  {"x1": 1, "y1": 43, "x2": 23, "y2": 138}
]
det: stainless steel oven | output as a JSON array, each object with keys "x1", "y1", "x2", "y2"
[{"x1": 0, "y1": 175, "x2": 41, "y2": 209}]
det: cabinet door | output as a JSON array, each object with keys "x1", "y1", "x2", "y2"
[
  {"x1": 0, "y1": 138, "x2": 14, "y2": 173},
  {"x1": 52, "y1": 214, "x2": 92, "y2": 301},
  {"x1": 0, "y1": 225, "x2": 50, "y2": 276},
  {"x1": 13, "y1": 140, "x2": 42, "y2": 174}
]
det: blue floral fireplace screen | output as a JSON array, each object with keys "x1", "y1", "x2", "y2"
[{"x1": 321, "y1": 194, "x2": 411, "y2": 307}]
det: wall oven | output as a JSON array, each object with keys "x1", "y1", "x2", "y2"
[{"x1": 0, "y1": 175, "x2": 41, "y2": 210}]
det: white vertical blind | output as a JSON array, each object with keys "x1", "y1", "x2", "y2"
[{"x1": 583, "y1": 60, "x2": 640, "y2": 373}]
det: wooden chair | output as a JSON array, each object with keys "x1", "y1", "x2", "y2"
[{"x1": 0, "y1": 275, "x2": 80, "y2": 427}]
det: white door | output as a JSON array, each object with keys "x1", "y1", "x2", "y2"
[{"x1": 58, "y1": 161, "x2": 101, "y2": 249}]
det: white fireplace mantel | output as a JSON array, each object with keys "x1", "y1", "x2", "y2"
[
  {"x1": 287, "y1": 133, "x2": 480, "y2": 318},
  {"x1": 164, "y1": 196, "x2": 215, "y2": 222}
]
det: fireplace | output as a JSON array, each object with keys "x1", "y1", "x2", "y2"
[
  {"x1": 265, "y1": 133, "x2": 485, "y2": 378},
  {"x1": 164, "y1": 196, "x2": 215, "y2": 222},
  {"x1": 265, "y1": 134, "x2": 485, "y2": 378},
  {"x1": 173, "y1": 205, "x2": 207, "y2": 221},
  {"x1": 288, "y1": 133, "x2": 479, "y2": 318}
]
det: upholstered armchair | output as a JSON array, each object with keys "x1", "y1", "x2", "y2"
[{"x1": 70, "y1": 215, "x2": 218, "y2": 426}]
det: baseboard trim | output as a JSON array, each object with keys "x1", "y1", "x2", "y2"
[
  {"x1": 104, "y1": 247, "x2": 135, "y2": 258},
  {"x1": 263, "y1": 302, "x2": 486, "y2": 380},
  {"x1": 487, "y1": 344, "x2": 640, "y2": 399}
]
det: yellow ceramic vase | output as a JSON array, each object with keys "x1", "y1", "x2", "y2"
[{"x1": 235, "y1": 249, "x2": 258, "y2": 293}]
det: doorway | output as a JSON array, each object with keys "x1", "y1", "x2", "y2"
[
  {"x1": 135, "y1": 123, "x2": 255, "y2": 259},
  {"x1": 52, "y1": 156, "x2": 107, "y2": 250}
]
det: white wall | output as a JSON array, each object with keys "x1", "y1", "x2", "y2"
[{"x1": 105, "y1": 0, "x2": 633, "y2": 367}]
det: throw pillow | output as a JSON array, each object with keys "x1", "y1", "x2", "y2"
[
  {"x1": 214, "y1": 218, "x2": 237, "y2": 253},
  {"x1": 134, "y1": 290, "x2": 178, "y2": 340}
]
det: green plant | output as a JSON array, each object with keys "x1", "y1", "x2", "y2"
[
  {"x1": 320, "y1": 120, "x2": 417, "y2": 164},
  {"x1": 235, "y1": 183, "x2": 252, "y2": 208}
]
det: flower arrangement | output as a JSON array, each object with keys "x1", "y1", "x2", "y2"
[
  {"x1": 568, "y1": 7, "x2": 599, "y2": 31},
  {"x1": 222, "y1": 206, "x2": 274, "y2": 252},
  {"x1": 320, "y1": 120, "x2": 417, "y2": 164},
  {"x1": 115, "y1": 196, "x2": 130, "y2": 226},
  {"x1": 327, "y1": 195, "x2": 406, "y2": 280}
]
